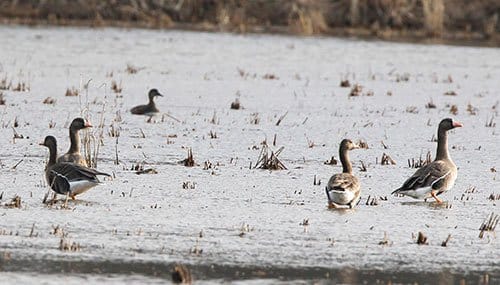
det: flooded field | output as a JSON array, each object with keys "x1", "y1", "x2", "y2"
[{"x1": 0, "y1": 25, "x2": 499, "y2": 284}]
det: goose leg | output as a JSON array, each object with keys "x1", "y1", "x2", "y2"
[
  {"x1": 328, "y1": 201, "x2": 339, "y2": 209},
  {"x1": 430, "y1": 190, "x2": 443, "y2": 204},
  {"x1": 64, "y1": 193, "x2": 69, "y2": 208}
]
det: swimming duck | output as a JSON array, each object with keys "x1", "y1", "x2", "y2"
[
  {"x1": 326, "y1": 139, "x2": 361, "y2": 208},
  {"x1": 131, "y1": 89, "x2": 163, "y2": 122},
  {"x1": 41, "y1": 136, "x2": 110, "y2": 199},
  {"x1": 392, "y1": 118, "x2": 462, "y2": 203},
  {"x1": 57, "y1": 117, "x2": 92, "y2": 166}
]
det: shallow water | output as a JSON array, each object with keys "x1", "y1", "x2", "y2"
[{"x1": 0, "y1": 25, "x2": 499, "y2": 284}]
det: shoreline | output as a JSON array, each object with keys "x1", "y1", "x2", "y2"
[
  {"x1": 1, "y1": 254, "x2": 498, "y2": 283},
  {"x1": 1, "y1": 19, "x2": 500, "y2": 48}
]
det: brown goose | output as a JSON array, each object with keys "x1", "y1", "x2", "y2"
[
  {"x1": 392, "y1": 118, "x2": 462, "y2": 203},
  {"x1": 41, "y1": 136, "x2": 110, "y2": 199},
  {"x1": 325, "y1": 139, "x2": 361, "y2": 208},
  {"x1": 131, "y1": 89, "x2": 163, "y2": 122},
  {"x1": 57, "y1": 117, "x2": 92, "y2": 166}
]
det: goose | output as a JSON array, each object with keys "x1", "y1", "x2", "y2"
[
  {"x1": 41, "y1": 136, "x2": 110, "y2": 199},
  {"x1": 131, "y1": 89, "x2": 163, "y2": 122},
  {"x1": 326, "y1": 139, "x2": 361, "y2": 208},
  {"x1": 392, "y1": 118, "x2": 462, "y2": 203},
  {"x1": 57, "y1": 117, "x2": 91, "y2": 166}
]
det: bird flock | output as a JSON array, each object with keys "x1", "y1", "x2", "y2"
[{"x1": 40, "y1": 89, "x2": 462, "y2": 208}]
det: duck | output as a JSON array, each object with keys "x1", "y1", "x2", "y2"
[
  {"x1": 57, "y1": 117, "x2": 92, "y2": 166},
  {"x1": 131, "y1": 89, "x2": 163, "y2": 122},
  {"x1": 325, "y1": 139, "x2": 361, "y2": 208},
  {"x1": 392, "y1": 118, "x2": 462, "y2": 203},
  {"x1": 41, "y1": 136, "x2": 110, "y2": 199}
]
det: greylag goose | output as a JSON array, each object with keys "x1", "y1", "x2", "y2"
[
  {"x1": 41, "y1": 136, "x2": 110, "y2": 199},
  {"x1": 131, "y1": 89, "x2": 163, "y2": 122},
  {"x1": 57, "y1": 117, "x2": 92, "y2": 166},
  {"x1": 325, "y1": 139, "x2": 361, "y2": 208},
  {"x1": 392, "y1": 118, "x2": 462, "y2": 203}
]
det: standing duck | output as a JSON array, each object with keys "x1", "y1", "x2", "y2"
[
  {"x1": 41, "y1": 136, "x2": 110, "y2": 199},
  {"x1": 131, "y1": 89, "x2": 163, "y2": 122},
  {"x1": 57, "y1": 117, "x2": 92, "y2": 166},
  {"x1": 326, "y1": 139, "x2": 361, "y2": 208},
  {"x1": 392, "y1": 118, "x2": 462, "y2": 203}
]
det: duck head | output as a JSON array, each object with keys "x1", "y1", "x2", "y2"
[{"x1": 148, "y1": 89, "x2": 164, "y2": 100}]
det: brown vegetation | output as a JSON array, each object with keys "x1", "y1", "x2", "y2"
[{"x1": 0, "y1": 1, "x2": 499, "y2": 44}]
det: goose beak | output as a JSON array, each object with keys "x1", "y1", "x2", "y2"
[
  {"x1": 84, "y1": 121, "x2": 93, "y2": 128},
  {"x1": 156, "y1": 93, "x2": 164, "y2": 97},
  {"x1": 452, "y1": 121, "x2": 463, "y2": 128},
  {"x1": 38, "y1": 142, "x2": 45, "y2": 146},
  {"x1": 352, "y1": 143, "x2": 361, "y2": 149}
]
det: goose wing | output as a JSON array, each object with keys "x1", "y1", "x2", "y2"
[
  {"x1": 393, "y1": 160, "x2": 451, "y2": 193},
  {"x1": 327, "y1": 173, "x2": 360, "y2": 193}
]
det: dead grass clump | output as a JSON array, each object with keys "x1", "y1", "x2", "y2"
[
  {"x1": 467, "y1": 103, "x2": 478, "y2": 115},
  {"x1": 43, "y1": 97, "x2": 56, "y2": 104},
  {"x1": 359, "y1": 161, "x2": 367, "y2": 172},
  {"x1": 485, "y1": 116, "x2": 496, "y2": 127},
  {"x1": 254, "y1": 143, "x2": 287, "y2": 170},
  {"x1": 449, "y1": 105, "x2": 458, "y2": 115},
  {"x1": 365, "y1": 195, "x2": 379, "y2": 206},
  {"x1": 65, "y1": 87, "x2": 79, "y2": 97},
  {"x1": 182, "y1": 181, "x2": 196, "y2": 190},
  {"x1": 172, "y1": 264, "x2": 192, "y2": 284},
  {"x1": 357, "y1": 139, "x2": 369, "y2": 149},
  {"x1": 348, "y1": 84, "x2": 363, "y2": 97},
  {"x1": 0, "y1": 77, "x2": 11, "y2": 90},
  {"x1": 262, "y1": 73, "x2": 279, "y2": 80},
  {"x1": 59, "y1": 237, "x2": 80, "y2": 252},
  {"x1": 380, "y1": 153, "x2": 396, "y2": 165},
  {"x1": 0, "y1": 92, "x2": 5, "y2": 105},
  {"x1": 417, "y1": 232, "x2": 428, "y2": 245},
  {"x1": 230, "y1": 98, "x2": 241, "y2": 110},
  {"x1": 340, "y1": 79, "x2": 351, "y2": 88},
  {"x1": 444, "y1": 90, "x2": 457, "y2": 96},
  {"x1": 441, "y1": 234, "x2": 452, "y2": 247},
  {"x1": 136, "y1": 168, "x2": 158, "y2": 175},
  {"x1": 4, "y1": 195, "x2": 21, "y2": 208},
  {"x1": 180, "y1": 148, "x2": 196, "y2": 167},
  {"x1": 406, "y1": 106, "x2": 418, "y2": 114},
  {"x1": 12, "y1": 81, "x2": 30, "y2": 92},
  {"x1": 249, "y1": 113, "x2": 260, "y2": 125},
  {"x1": 324, "y1": 156, "x2": 338, "y2": 165},
  {"x1": 425, "y1": 98, "x2": 436, "y2": 109},
  {"x1": 108, "y1": 123, "x2": 120, "y2": 137},
  {"x1": 479, "y1": 213, "x2": 499, "y2": 238},
  {"x1": 125, "y1": 64, "x2": 141, "y2": 74},
  {"x1": 111, "y1": 80, "x2": 122, "y2": 93},
  {"x1": 408, "y1": 151, "x2": 432, "y2": 168},
  {"x1": 209, "y1": 130, "x2": 217, "y2": 139},
  {"x1": 488, "y1": 193, "x2": 500, "y2": 201},
  {"x1": 378, "y1": 232, "x2": 392, "y2": 246}
]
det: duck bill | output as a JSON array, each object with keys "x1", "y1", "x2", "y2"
[
  {"x1": 452, "y1": 121, "x2": 463, "y2": 128},
  {"x1": 156, "y1": 93, "x2": 164, "y2": 97}
]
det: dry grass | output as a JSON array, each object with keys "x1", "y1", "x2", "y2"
[
  {"x1": 65, "y1": 87, "x2": 79, "y2": 97},
  {"x1": 254, "y1": 143, "x2": 287, "y2": 170},
  {"x1": 479, "y1": 213, "x2": 499, "y2": 238}
]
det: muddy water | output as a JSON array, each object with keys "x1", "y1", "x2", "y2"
[{"x1": 0, "y1": 25, "x2": 499, "y2": 284}]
